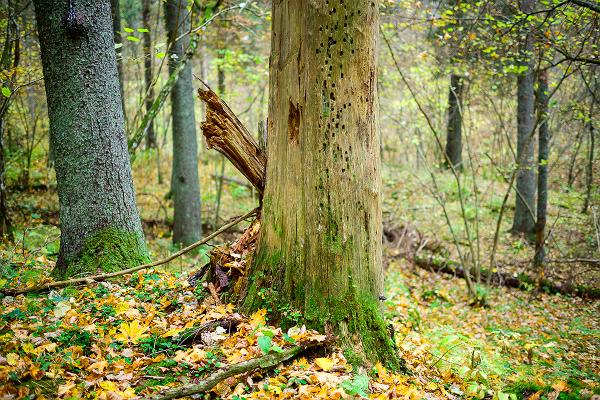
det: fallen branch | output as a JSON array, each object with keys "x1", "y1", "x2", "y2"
[
  {"x1": 147, "y1": 336, "x2": 334, "y2": 400},
  {"x1": 197, "y1": 84, "x2": 266, "y2": 195},
  {"x1": 413, "y1": 253, "x2": 600, "y2": 299},
  {"x1": 2, "y1": 209, "x2": 258, "y2": 296}
]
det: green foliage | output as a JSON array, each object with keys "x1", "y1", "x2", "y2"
[
  {"x1": 138, "y1": 334, "x2": 183, "y2": 356},
  {"x1": 341, "y1": 374, "x2": 369, "y2": 397}
]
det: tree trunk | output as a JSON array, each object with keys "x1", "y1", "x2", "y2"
[
  {"x1": 512, "y1": 0, "x2": 537, "y2": 235},
  {"x1": 143, "y1": 0, "x2": 157, "y2": 149},
  {"x1": 534, "y1": 70, "x2": 549, "y2": 275},
  {"x1": 0, "y1": 0, "x2": 18, "y2": 242},
  {"x1": 110, "y1": 0, "x2": 127, "y2": 123},
  {"x1": 242, "y1": 0, "x2": 400, "y2": 367},
  {"x1": 164, "y1": 0, "x2": 202, "y2": 246},
  {"x1": 34, "y1": 0, "x2": 148, "y2": 278},
  {"x1": 583, "y1": 97, "x2": 595, "y2": 213},
  {"x1": 444, "y1": 74, "x2": 463, "y2": 169},
  {"x1": 0, "y1": 119, "x2": 11, "y2": 241}
]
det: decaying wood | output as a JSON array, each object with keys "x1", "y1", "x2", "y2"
[
  {"x1": 413, "y1": 252, "x2": 600, "y2": 299},
  {"x1": 147, "y1": 336, "x2": 334, "y2": 400},
  {"x1": 1, "y1": 209, "x2": 257, "y2": 296},
  {"x1": 198, "y1": 85, "x2": 267, "y2": 195}
]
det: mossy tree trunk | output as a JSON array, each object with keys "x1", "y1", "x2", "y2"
[
  {"x1": 444, "y1": 74, "x2": 463, "y2": 170},
  {"x1": 164, "y1": 0, "x2": 202, "y2": 246},
  {"x1": 512, "y1": 0, "x2": 537, "y2": 235},
  {"x1": 34, "y1": 0, "x2": 148, "y2": 278},
  {"x1": 242, "y1": 0, "x2": 400, "y2": 368}
]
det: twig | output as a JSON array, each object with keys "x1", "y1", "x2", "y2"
[
  {"x1": 147, "y1": 337, "x2": 334, "y2": 400},
  {"x1": 1, "y1": 208, "x2": 258, "y2": 295}
]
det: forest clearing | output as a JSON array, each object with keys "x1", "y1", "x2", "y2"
[{"x1": 0, "y1": 0, "x2": 598, "y2": 399}]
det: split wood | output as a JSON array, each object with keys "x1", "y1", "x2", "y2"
[{"x1": 2, "y1": 208, "x2": 258, "y2": 296}]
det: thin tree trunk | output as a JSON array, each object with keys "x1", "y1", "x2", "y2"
[
  {"x1": 143, "y1": 0, "x2": 157, "y2": 149},
  {"x1": 444, "y1": 74, "x2": 463, "y2": 169},
  {"x1": 110, "y1": 0, "x2": 127, "y2": 124},
  {"x1": 0, "y1": 119, "x2": 12, "y2": 241},
  {"x1": 583, "y1": 98, "x2": 595, "y2": 213},
  {"x1": 34, "y1": 0, "x2": 148, "y2": 278},
  {"x1": 164, "y1": 0, "x2": 202, "y2": 246},
  {"x1": 242, "y1": 0, "x2": 400, "y2": 367},
  {"x1": 512, "y1": 0, "x2": 537, "y2": 235},
  {"x1": 534, "y1": 70, "x2": 549, "y2": 279},
  {"x1": 0, "y1": 0, "x2": 18, "y2": 241},
  {"x1": 568, "y1": 130, "x2": 584, "y2": 188}
]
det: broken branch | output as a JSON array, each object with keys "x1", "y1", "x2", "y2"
[{"x1": 197, "y1": 84, "x2": 267, "y2": 195}]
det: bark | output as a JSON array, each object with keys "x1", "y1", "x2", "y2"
[
  {"x1": 0, "y1": 120, "x2": 11, "y2": 241},
  {"x1": 33, "y1": 0, "x2": 148, "y2": 277},
  {"x1": 110, "y1": 0, "x2": 127, "y2": 122},
  {"x1": 198, "y1": 87, "x2": 266, "y2": 195},
  {"x1": 164, "y1": 0, "x2": 202, "y2": 246},
  {"x1": 0, "y1": 0, "x2": 18, "y2": 241},
  {"x1": 534, "y1": 70, "x2": 549, "y2": 275},
  {"x1": 444, "y1": 74, "x2": 463, "y2": 169},
  {"x1": 241, "y1": 0, "x2": 400, "y2": 367},
  {"x1": 583, "y1": 97, "x2": 595, "y2": 213},
  {"x1": 143, "y1": 0, "x2": 157, "y2": 149},
  {"x1": 512, "y1": 0, "x2": 537, "y2": 235}
]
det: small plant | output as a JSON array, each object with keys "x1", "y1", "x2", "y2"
[{"x1": 138, "y1": 334, "x2": 183, "y2": 356}]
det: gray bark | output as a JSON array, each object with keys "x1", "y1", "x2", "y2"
[
  {"x1": 143, "y1": 0, "x2": 157, "y2": 149},
  {"x1": 583, "y1": 97, "x2": 595, "y2": 213},
  {"x1": 535, "y1": 70, "x2": 549, "y2": 269},
  {"x1": 512, "y1": 0, "x2": 537, "y2": 235},
  {"x1": 110, "y1": 0, "x2": 127, "y2": 122},
  {"x1": 34, "y1": 0, "x2": 147, "y2": 273},
  {"x1": 164, "y1": 0, "x2": 202, "y2": 245},
  {"x1": 444, "y1": 74, "x2": 463, "y2": 169}
]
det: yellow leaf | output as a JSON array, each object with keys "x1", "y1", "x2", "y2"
[
  {"x1": 115, "y1": 302, "x2": 130, "y2": 315},
  {"x1": 98, "y1": 380, "x2": 118, "y2": 391},
  {"x1": 115, "y1": 320, "x2": 149, "y2": 343},
  {"x1": 249, "y1": 309, "x2": 267, "y2": 328},
  {"x1": 22, "y1": 343, "x2": 36, "y2": 355},
  {"x1": 38, "y1": 342, "x2": 57, "y2": 353},
  {"x1": 314, "y1": 357, "x2": 334, "y2": 371},
  {"x1": 161, "y1": 327, "x2": 183, "y2": 338},
  {"x1": 88, "y1": 360, "x2": 108, "y2": 374},
  {"x1": 375, "y1": 362, "x2": 388, "y2": 378},
  {"x1": 552, "y1": 381, "x2": 568, "y2": 393},
  {"x1": 6, "y1": 353, "x2": 19, "y2": 366}
]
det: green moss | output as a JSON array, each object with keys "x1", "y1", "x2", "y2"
[{"x1": 54, "y1": 228, "x2": 149, "y2": 279}]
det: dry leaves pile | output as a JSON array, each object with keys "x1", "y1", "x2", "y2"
[
  {"x1": 0, "y1": 269, "x2": 436, "y2": 400},
  {"x1": 0, "y1": 260, "x2": 598, "y2": 399}
]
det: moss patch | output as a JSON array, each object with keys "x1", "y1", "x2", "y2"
[{"x1": 54, "y1": 228, "x2": 149, "y2": 279}]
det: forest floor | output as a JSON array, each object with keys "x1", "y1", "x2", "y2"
[{"x1": 0, "y1": 155, "x2": 598, "y2": 399}]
